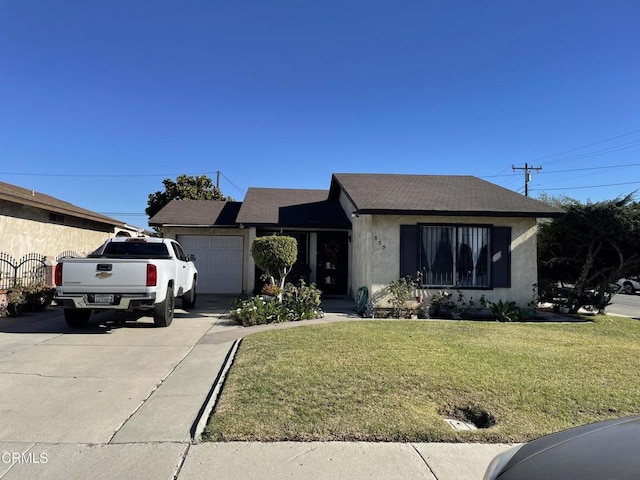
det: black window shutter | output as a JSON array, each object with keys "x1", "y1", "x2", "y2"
[
  {"x1": 491, "y1": 226, "x2": 511, "y2": 288},
  {"x1": 400, "y1": 225, "x2": 419, "y2": 279}
]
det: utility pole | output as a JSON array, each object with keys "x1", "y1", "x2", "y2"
[
  {"x1": 512, "y1": 163, "x2": 542, "y2": 196},
  {"x1": 216, "y1": 170, "x2": 220, "y2": 189}
]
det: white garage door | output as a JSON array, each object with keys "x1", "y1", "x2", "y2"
[{"x1": 177, "y1": 235, "x2": 243, "y2": 294}]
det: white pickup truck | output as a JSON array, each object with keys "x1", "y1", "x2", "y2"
[{"x1": 54, "y1": 237, "x2": 198, "y2": 328}]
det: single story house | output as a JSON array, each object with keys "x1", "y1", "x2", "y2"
[
  {"x1": 149, "y1": 173, "x2": 562, "y2": 305},
  {"x1": 0, "y1": 180, "x2": 142, "y2": 262},
  {"x1": 150, "y1": 173, "x2": 563, "y2": 306}
]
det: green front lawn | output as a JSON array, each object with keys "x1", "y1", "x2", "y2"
[{"x1": 204, "y1": 316, "x2": 640, "y2": 443}]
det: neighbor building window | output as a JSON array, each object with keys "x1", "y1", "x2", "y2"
[
  {"x1": 49, "y1": 212, "x2": 65, "y2": 224},
  {"x1": 420, "y1": 225, "x2": 490, "y2": 288}
]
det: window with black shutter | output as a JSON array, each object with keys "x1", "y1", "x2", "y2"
[{"x1": 399, "y1": 224, "x2": 510, "y2": 288}]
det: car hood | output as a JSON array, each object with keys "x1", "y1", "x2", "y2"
[{"x1": 499, "y1": 415, "x2": 640, "y2": 480}]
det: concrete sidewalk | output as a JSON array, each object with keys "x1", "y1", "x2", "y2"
[
  {"x1": 0, "y1": 298, "x2": 515, "y2": 480},
  {"x1": 180, "y1": 441, "x2": 512, "y2": 480}
]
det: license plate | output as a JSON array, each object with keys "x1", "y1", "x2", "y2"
[{"x1": 94, "y1": 294, "x2": 114, "y2": 304}]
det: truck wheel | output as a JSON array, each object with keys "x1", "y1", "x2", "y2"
[
  {"x1": 153, "y1": 286, "x2": 174, "y2": 327},
  {"x1": 64, "y1": 308, "x2": 91, "y2": 327},
  {"x1": 182, "y1": 278, "x2": 197, "y2": 309},
  {"x1": 623, "y1": 282, "x2": 635, "y2": 295}
]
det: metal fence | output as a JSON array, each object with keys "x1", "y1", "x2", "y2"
[
  {"x1": 0, "y1": 253, "x2": 48, "y2": 290},
  {"x1": 0, "y1": 251, "x2": 88, "y2": 289},
  {"x1": 55, "y1": 251, "x2": 84, "y2": 261}
]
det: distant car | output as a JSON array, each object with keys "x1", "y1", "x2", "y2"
[
  {"x1": 616, "y1": 277, "x2": 640, "y2": 294},
  {"x1": 483, "y1": 415, "x2": 640, "y2": 480}
]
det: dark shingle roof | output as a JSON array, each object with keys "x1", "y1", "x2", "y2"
[
  {"x1": 0, "y1": 181, "x2": 126, "y2": 226},
  {"x1": 236, "y1": 188, "x2": 351, "y2": 228},
  {"x1": 149, "y1": 200, "x2": 241, "y2": 226},
  {"x1": 329, "y1": 173, "x2": 563, "y2": 217}
]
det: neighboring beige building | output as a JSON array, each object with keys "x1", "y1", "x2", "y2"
[
  {"x1": 0, "y1": 181, "x2": 142, "y2": 263},
  {"x1": 150, "y1": 173, "x2": 563, "y2": 308}
]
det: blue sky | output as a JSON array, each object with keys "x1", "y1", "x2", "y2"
[{"x1": 1, "y1": 0, "x2": 639, "y2": 228}]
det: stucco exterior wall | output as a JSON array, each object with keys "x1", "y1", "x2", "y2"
[
  {"x1": 337, "y1": 191, "x2": 370, "y2": 297},
  {"x1": 0, "y1": 202, "x2": 116, "y2": 261},
  {"x1": 351, "y1": 213, "x2": 539, "y2": 307}
]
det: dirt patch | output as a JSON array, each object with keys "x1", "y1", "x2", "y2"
[{"x1": 441, "y1": 404, "x2": 497, "y2": 429}]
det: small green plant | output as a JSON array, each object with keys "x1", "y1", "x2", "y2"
[
  {"x1": 454, "y1": 290, "x2": 489, "y2": 319},
  {"x1": 388, "y1": 274, "x2": 419, "y2": 318},
  {"x1": 489, "y1": 299, "x2": 519, "y2": 322},
  {"x1": 260, "y1": 283, "x2": 282, "y2": 297},
  {"x1": 427, "y1": 290, "x2": 455, "y2": 317}
]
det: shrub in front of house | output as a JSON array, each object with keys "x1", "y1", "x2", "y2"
[
  {"x1": 231, "y1": 280, "x2": 324, "y2": 327},
  {"x1": 231, "y1": 295, "x2": 285, "y2": 326},
  {"x1": 281, "y1": 280, "x2": 323, "y2": 321},
  {"x1": 22, "y1": 284, "x2": 56, "y2": 311},
  {"x1": 0, "y1": 284, "x2": 55, "y2": 318},
  {"x1": 0, "y1": 288, "x2": 26, "y2": 318}
]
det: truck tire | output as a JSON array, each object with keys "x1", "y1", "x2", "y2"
[
  {"x1": 64, "y1": 308, "x2": 91, "y2": 327},
  {"x1": 182, "y1": 278, "x2": 197, "y2": 309},
  {"x1": 153, "y1": 286, "x2": 174, "y2": 327}
]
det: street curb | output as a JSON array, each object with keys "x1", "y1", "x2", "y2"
[{"x1": 190, "y1": 337, "x2": 243, "y2": 443}]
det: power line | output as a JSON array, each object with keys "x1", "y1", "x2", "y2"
[
  {"x1": 220, "y1": 171, "x2": 247, "y2": 195},
  {"x1": 487, "y1": 128, "x2": 640, "y2": 189},
  {"x1": 530, "y1": 180, "x2": 640, "y2": 192},
  {"x1": 543, "y1": 139, "x2": 640, "y2": 167},
  {"x1": 528, "y1": 127, "x2": 640, "y2": 164},
  {"x1": 483, "y1": 162, "x2": 640, "y2": 178},
  {"x1": 1, "y1": 168, "x2": 247, "y2": 195}
]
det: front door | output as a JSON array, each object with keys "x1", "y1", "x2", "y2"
[{"x1": 316, "y1": 231, "x2": 348, "y2": 296}]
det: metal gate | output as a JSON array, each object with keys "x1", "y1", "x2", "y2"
[{"x1": 0, "y1": 253, "x2": 48, "y2": 289}]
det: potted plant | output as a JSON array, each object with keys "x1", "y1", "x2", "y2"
[{"x1": 260, "y1": 283, "x2": 281, "y2": 301}]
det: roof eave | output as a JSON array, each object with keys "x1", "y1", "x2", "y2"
[
  {"x1": 0, "y1": 193, "x2": 125, "y2": 226},
  {"x1": 355, "y1": 209, "x2": 564, "y2": 218},
  {"x1": 149, "y1": 223, "x2": 241, "y2": 228}
]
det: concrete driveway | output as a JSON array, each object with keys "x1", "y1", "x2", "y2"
[{"x1": 0, "y1": 295, "x2": 238, "y2": 479}]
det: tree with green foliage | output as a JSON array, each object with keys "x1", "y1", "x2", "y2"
[
  {"x1": 146, "y1": 174, "x2": 231, "y2": 220},
  {"x1": 537, "y1": 194, "x2": 640, "y2": 313},
  {"x1": 251, "y1": 235, "x2": 298, "y2": 290}
]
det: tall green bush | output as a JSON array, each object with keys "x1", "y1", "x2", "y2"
[{"x1": 251, "y1": 235, "x2": 298, "y2": 289}]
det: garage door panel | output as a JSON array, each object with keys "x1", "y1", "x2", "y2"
[
  {"x1": 209, "y1": 250, "x2": 243, "y2": 264},
  {"x1": 177, "y1": 235, "x2": 243, "y2": 294}
]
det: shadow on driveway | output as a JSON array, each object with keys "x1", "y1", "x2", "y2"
[{"x1": 0, "y1": 294, "x2": 236, "y2": 334}]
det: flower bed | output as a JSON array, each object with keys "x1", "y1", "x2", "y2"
[{"x1": 231, "y1": 281, "x2": 323, "y2": 327}]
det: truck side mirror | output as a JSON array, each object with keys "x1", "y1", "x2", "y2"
[{"x1": 187, "y1": 254, "x2": 196, "y2": 262}]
